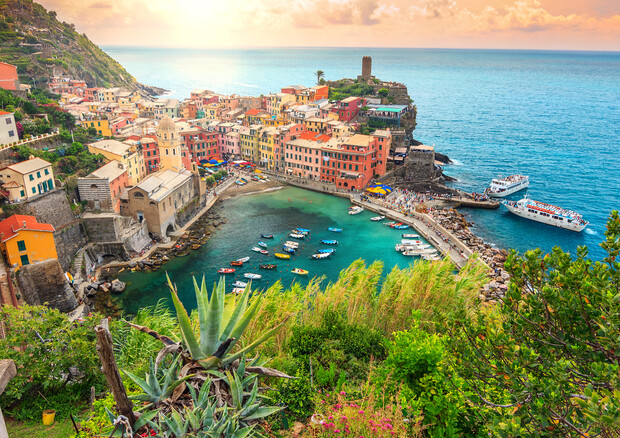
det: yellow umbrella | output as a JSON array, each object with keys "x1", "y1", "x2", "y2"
[{"x1": 255, "y1": 169, "x2": 262, "y2": 174}]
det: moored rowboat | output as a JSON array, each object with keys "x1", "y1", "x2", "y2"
[{"x1": 292, "y1": 268, "x2": 308, "y2": 275}]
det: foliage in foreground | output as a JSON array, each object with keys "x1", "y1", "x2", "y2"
[
  {"x1": 0, "y1": 305, "x2": 107, "y2": 421},
  {"x1": 445, "y1": 211, "x2": 620, "y2": 436}
]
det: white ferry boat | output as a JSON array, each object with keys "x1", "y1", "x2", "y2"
[
  {"x1": 486, "y1": 175, "x2": 529, "y2": 198},
  {"x1": 501, "y1": 195, "x2": 588, "y2": 232}
]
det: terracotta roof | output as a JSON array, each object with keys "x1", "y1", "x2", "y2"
[
  {"x1": 245, "y1": 108, "x2": 262, "y2": 116},
  {"x1": 0, "y1": 215, "x2": 55, "y2": 242},
  {"x1": 0, "y1": 111, "x2": 11, "y2": 116}
]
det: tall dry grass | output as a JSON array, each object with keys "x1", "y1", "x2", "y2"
[{"x1": 243, "y1": 257, "x2": 488, "y2": 355}]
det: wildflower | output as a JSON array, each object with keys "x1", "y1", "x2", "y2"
[
  {"x1": 372, "y1": 427, "x2": 377, "y2": 432},
  {"x1": 358, "y1": 410, "x2": 365, "y2": 415},
  {"x1": 321, "y1": 400, "x2": 326, "y2": 404},
  {"x1": 335, "y1": 429, "x2": 341, "y2": 433},
  {"x1": 341, "y1": 416, "x2": 348, "y2": 421},
  {"x1": 329, "y1": 415, "x2": 334, "y2": 420},
  {"x1": 340, "y1": 391, "x2": 346, "y2": 395}
]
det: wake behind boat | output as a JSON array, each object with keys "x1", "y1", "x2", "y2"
[
  {"x1": 501, "y1": 195, "x2": 588, "y2": 232},
  {"x1": 486, "y1": 174, "x2": 529, "y2": 198}
]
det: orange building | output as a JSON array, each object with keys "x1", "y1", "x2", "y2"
[
  {"x1": 312, "y1": 85, "x2": 329, "y2": 101},
  {"x1": 0, "y1": 215, "x2": 57, "y2": 270},
  {"x1": 0, "y1": 62, "x2": 19, "y2": 91}
]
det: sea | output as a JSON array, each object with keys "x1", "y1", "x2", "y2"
[{"x1": 104, "y1": 47, "x2": 620, "y2": 309}]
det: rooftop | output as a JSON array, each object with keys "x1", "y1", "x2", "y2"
[
  {"x1": 89, "y1": 139, "x2": 134, "y2": 157},
  {"x1": 88, "y1": 160, "x2": 126, "y2": 180},
  {"x1": 0, "y1": 215, "x2": 55, "y2": 242},
  {"x1": 134, "y1": 169, "x2": 191, "y2": 202},
  {"x1": 5, "y1": 157, "x2": 51, "y2": 175}
]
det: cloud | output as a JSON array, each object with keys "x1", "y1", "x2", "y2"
[{"x1": 89, "y1": 2, "x2": 111, "y2": 9}]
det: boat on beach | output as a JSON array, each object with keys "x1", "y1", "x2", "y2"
[
  {"x1": 320, "y1": 239, "x2": 338, "y2": 245},
  {"x1": 260, "y1": 264, "x2": 277, "y2": 270},
  {"x1": 275, "y1": 253, "x2": 291, "y2": 259},
  {"x1": 370, "y1": 216, "x2": 385, "y2": 221},
  {"x1": 327, "y1": 227, "x2": 342, "y2": 232},
  {"x1": 244, "y1": 273, "x2": 262, "y2": 279},
  {"x1": 236, "y1": 257, "x2": 250, "y2": 263},
  {"x1": 348, "y1": 206, "x2": 364, "y2": 215},
  {"x1": 501, "y1": 195, "x2": 588, "y2": 232},
  {"x1": 486, "y1": 174, "x2": 529, "y2": 198},
  {"x1": 218, "y1": 268, "x2": 235, "y2": 274},
  {"x1": 292, "y1": 268, "x2": 308, "y2": 275},
  {"x1": 261, "y1": 233, "x2": 274, "y2": 239}
]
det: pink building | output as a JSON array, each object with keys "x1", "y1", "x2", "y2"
[
  {"x1": 331, "y1": 97, "x2": 365, "y2": 122},
  {"x1": 222, "y1": 131, "x2": 240, "y2": 156},
  {"x1": 0, "y1": 62, "x2": 19, "y2": 91},
  {"x1": 283, "y1": 132, "x2": 328, "y2": 181},
  {"x1": 274, "y1": 124, "x2": 306, "y2": 171}
]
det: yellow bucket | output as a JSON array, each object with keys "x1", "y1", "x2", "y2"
[{"x1": 42, "y1": 409, "x2": 56, "y2": 425}]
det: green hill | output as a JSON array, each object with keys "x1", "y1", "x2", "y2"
[{"x1": 0, "y1": 0, "x2": 163, "y2": 94}]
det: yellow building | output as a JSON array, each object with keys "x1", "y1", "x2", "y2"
[
  {"x1": 88, "y1": 139, "x2": 146, "y2": 185},
  {"x1": 258, "y1": 127, "x2": 278, "y2": 169},
  {"x1": 0, "y1": 157, "x2": 55, "y2": 202},
  {"x1": 80, "y1": 119, "x2": 112, "y2": 137},
  {"x1": 0, "y1": 215, "x2": 57, "y2": 270},
  {"x1": 205, "y1": 103, "x2": 223, "y2": 121},
  {"x1": 239, "y1": 125, "x2": 262, "y2": 162}
]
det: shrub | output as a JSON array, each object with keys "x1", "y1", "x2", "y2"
[{"x1": 0, "y1": 305, "x2": 107, "y2": 421}]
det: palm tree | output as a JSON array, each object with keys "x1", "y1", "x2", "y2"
[{"x1": 315, "y1": 70, "x2": 325, "y2": 85}]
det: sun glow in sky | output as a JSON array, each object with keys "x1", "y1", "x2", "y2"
[{"x1": 38, "y1": 0, "x2": 619, "y2": 51}]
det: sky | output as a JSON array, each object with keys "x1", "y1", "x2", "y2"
[{"x1": 38, "y1": 0, "x2": 620, "y2": 51}]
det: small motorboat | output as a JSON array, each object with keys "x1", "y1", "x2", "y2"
[
  {"x1": 218, "y1": 268, "x2": 235, "y2": 274},
  {"x1": 321, "y1": 239, "x2": 338, "y2": 245},
  {"x1": 284, "y1": 241, "x2": 299, "y2": 248},
  {"x1": 261, "y1": 233, "x2": 274, "y2": 239},
  {"x1": 232, "y1": 287, "x2": 245, "y2": 294},
  {"x1": 384, "y1": 221, "x2": 396, "y2": 227},
  {"x1": 275, "y1": 253, "x2": 291, "y2": 259},
  {"x1": 258, "y1": 241, "x2": 268, "y2": 248},
  {"x1": 260, "y1": 264, "x2": 277, "y2": 270},
  {"x1": 251, "y1": 246, "x2": 263, "y2": 253},
  {"x1": 421, "y1": 254, "x2": 441, "y2": 261},
  {"x1": 402, "y1": 239, "x2": 423, "y2": 245},
  {"x1": 232, "y1": 281, "x2": 248, "y2": 288},
  {"x1": 230, "y1": 260, "x2": 243, "y2": 267},
  {"x1": 289, "y1": 233, "x2": 305, "y2": 239},
  {"x1": 393, "y1": 224, "x2": 410, "y2": 230},
  {"x1": 259, "y1": 250, "x2": 269, "y2": 255},
  {"x1": 291, "y1": 268, "x2": 308, "y2": 275},
  {"x1": 237, "y1": 257, "x2": 250, "y2": 263},
  {"x1": 370, "y1": 216, "x2": 385, "y2": 221},
  {"x1": 312, "y1": 253, "x2": 331, "y2": 259},
  {"x1": 316, "y1": 248, "x2": 336, "y2": 254},
  {"x1": 296, "y1": 228, "x2": 311, "y2": 233},
  {"x1": 348, "y1": 206, "x2": 364, "y2": 215},
  {"x1": 244, "y1": 273, "x2": 262, "y2": 280},
  {"x1": 282, "y1": 246, "x2": 296, "y2": 254},
  {"x1": 402, "y1": 234, "x2": 419, "y2": 238},
  {"x1": 327, "y1": 227, "x2": 342, "y2": 232}
]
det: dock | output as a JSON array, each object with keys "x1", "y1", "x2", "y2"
[{"x1": 436, "y1": 195, "x2": 500, "y2": 209}]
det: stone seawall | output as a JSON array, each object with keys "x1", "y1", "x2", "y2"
[{"x1": 16, "y1": 259, "x2": 77, "y2": 312}]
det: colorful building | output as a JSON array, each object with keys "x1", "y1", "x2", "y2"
[
  {"x1": 0, "y1": 215, "x2": 57, "y2": 270},
  {"x1": 331, "y1": 97, "x2": 365, "y2": 122},
  {"x1": 77, "y1": 160, "x2": 129, "y2": 213},
  {"x1": 0, "y1": 157, "x2": 55, "y2": 202},
  {"x1": 0, "y1": 111, "x2": 18, "y2": 145},
  {"x1": 0, "y1": 62, "x2": 20, "y2": 91},
  {"x1": 80, "y1": 118, "x2": 112, "y2": 137},
  {"x1": 88, "y1": 139, "x2": 146, "y2": 185},
  {"x1": 141, "y1": 137, "x2": 160, "y2": 173},
  {"x1": 284, "y1": 137, "x2": 325, "y2": 180}
]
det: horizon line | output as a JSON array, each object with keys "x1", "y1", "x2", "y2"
[{"x1": 99, "y1": 45, "x2": 620, "y2": 55}]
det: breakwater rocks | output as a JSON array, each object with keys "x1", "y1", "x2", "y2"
[
  {"x1": 101, "y1": 203, "x2": 227, "y2": 279},
  {"x1": 428, "y1": 209, "x2": 510, "y2": 301}
]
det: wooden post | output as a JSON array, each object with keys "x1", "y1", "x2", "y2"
[{"x1": 95, "y1": 318, "x2": 135, "y2": 426}]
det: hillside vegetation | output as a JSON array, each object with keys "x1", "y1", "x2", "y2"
[{"x1": 0, "y1": 0, "x2": 159, "y2": 93}]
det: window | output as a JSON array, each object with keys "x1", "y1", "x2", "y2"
[
  {"x1": 44, "y1": 168, "x2": 49, "y2": 175},
  {"x1": 20, "y1": 190, "x2": 24, "y2": 197},
  {"x1": 36, "y1": 171, "x2": 41, "y2": 178},
  {"x1": 8, "y1": 130, "x2": 14, "y2": 137},
  {"x1": 5, "y1": 118, "x2": 11, "y2": 125},
  {"x1": 20, "y1": 254, "x2": 30, "y2": 266},
  {"x1": 17, "y1": 240, "x2": 26, "y2": 251},
  {"x1": 32, "y1": 187, "x2": 36, "y2": 194}
]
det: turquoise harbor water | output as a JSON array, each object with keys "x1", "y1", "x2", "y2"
[
  {"x1": 117, "y1": 187, "x2": 424, "y2": 314},
  {"x1": 104, "y1": 47, "x2": 620, "y2": 261}
]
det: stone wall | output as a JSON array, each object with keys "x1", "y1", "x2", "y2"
[
  {"x1": 55, "y1": 222, "x2": 88, "y2": 271},
  {"x1": 16, "y1": 259, "x2": 77, "y2": 312},
  {"x1": 82, "y1": 213, "x2": 150, "y2": 254},
  {"x1": 77, "y1": 176, "x2": 114, "y2": 212}
]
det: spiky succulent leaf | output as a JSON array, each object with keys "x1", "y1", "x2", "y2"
[
  {"x1": 219, "y1": 284, "x2": 252, "y2": 343},
  {"x1": 223, "y1": 315, "x2": 291, "y2": 365},
  {"x1": 244, "y1": 406, "x2": 284, "y2": 421},
  {"x1": 168, "y1": 273, "x2": 203, "y2": 360},
  {"x1": 225, "y1": 292, "x2": 264, "y2": 354},
  {"x1": 122, "y1": 369, "x2": 159, "y2": 399},
  {"x1": 133, "y1": 410, "x2": 158, "y2": 430},
  {"x1": 195, "y1": 277, "x2": 210, "y2": 351},
  {"x1": 202, "y1": 280, "x2": 224, "y2": 354}
]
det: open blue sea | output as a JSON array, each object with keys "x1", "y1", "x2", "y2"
[{"x1": 104, "y1": 47, "x2": 620, "y2": 262}]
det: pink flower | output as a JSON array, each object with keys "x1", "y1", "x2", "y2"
[
  {"x1": 340, "y1": 391, "x2": 346, "y2": 395},
  {"x1": 328, "y1": 415, "x2": 334, "y2": 420},
  {"x1": 372, "y1": 427, "x2": 377, "y2": 432},
  {"x1": 334, "y1": 429, "x2": 341, "y2": 434},
  {"x1": 341, "y1": 416, "x2": 347, "y2": 421},
  {"x1": 321, "y1": 400, "x2": 326, "y2": 404},
  {"x1": 358, "y1": 410, "x2": 365, "y2": 415}
]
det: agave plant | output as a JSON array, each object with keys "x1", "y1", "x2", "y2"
[
  {"x1": 123, "y1": 356, "x2": 193, "y2": 406},
  {"x1": 166, "y1": 275, "x2": 290, "y2": 370}
]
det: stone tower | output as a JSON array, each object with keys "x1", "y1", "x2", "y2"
[
  {"x1": 362, "y1": 56, "x2": 372, "y2": 79},
  {"x1": 157, "y1": 116, "x2": 182, "y2": 171}
]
